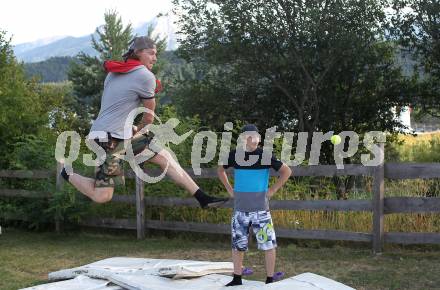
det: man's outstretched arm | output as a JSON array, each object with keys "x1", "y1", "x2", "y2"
[{"x1": 134, "y1": 98, "x2": 156, "y2": 134}]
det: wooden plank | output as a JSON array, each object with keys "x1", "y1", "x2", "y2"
[
  {"x1": 276, "y1": 228, "x2": 372, "y2": 242},
  {"x1": 146, "y1": 220, "x2": 371, "y2": 242},
  {"x1": 144, "y1": 197, "x2": 218, "y2": 207},
  {"x1": 385, "y1": 197, "x2": 440, "y2": 213},
  {"x1": 79, "y1": 217, "x2": 374, "y2": 243},
  {"x1": 136, "y1": 176, "x2": 145, "y2": 239},
  {"x1": 112, "y1": 195, "x2": 372, "y2": 212},
  {"x1": 114, "y1": 196, "x2": 371, "y2": 212},
  {"x1": 287, "y1": 165, "x2": 373, "y2": 177},
  {"x1": 55, "y1": 162, "x2": 64, "y2": 233},
  {"x1": 111, "y1": 196, "x2": 200, "y2": 206},
  {"x1": 145, "y1": 196, "x2": 152, "y2": 238},
  {"x1": 0, "y1": 213, "x2": 375, "y2": 243},
  {"x1": 0, "y1": 189, "x2": 50, "y2": 198},
  {"x1": 124, "y1": 164, "x2": 372, "y2": 180},
  {"x1": 112, "y1": 194, "x2": 136, "y2": 203},
  {"x1": 0, "y1": 170, "x2": 53, "y2": 179},
  {"x1": 185, "y1": 168, "x2": 221, "y2": 179},
  {"x1": 0, "y1": 187, "x2": 370, "y2": 213},
  {"x1": 270, "y1": 200, "x2": 372, "y2": 212},
  {"x1": 81, "y1": 218, "x2": 137, "y2": 230},
  {"x1": 385, "y1": 163, "x2": 440, "y2": 179},
  {"x1": 56, "y1": 163, "x2": 64, "y2": 192},
  {"x1": 385, "y1": 232, "x2": 440, "y2": 245},
  {"x1": 372, "y1": 143, "x2": 385, "y2": 254},
  {"x1": 51, "y1": 163, "x2": 440, "y2": 182},
  {"x1": 125, "y1": 168, "x2": 220, "y2": 179},
  {"x1": 9, "y1": 163, "x2": 440, "y2": 181},
  {"x1": 146, "y1": 220, "x2": 230, "y2": 234}
]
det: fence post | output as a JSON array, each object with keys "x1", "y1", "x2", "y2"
[
  {"x1": 136, "y1": 175, "x2": 145, "y2": 240},
  {"x1": 144, "y1": 169, "x2": 151, "y2": 238},
  {"x1": 55, "y1": 162, "x2": 64, "y2": 233},
  {"x1": 372, "y1": 143, "x2": 385, "y2": 253}
]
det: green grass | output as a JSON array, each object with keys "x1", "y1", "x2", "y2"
[{"x1": 1, "y1": 228, "x2": 440, "y2": 290}]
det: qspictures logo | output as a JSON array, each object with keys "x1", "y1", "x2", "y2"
[{"x1": 55, "y1": 108, "x2": 386, "y2": 183}]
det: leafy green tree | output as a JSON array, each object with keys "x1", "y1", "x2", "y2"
[
  {"x1": 173, "y1": 0, "x2": 411, "y2": 137},
  {"x1": 0, "y1": 30, "x2": 50, "y2": 168},
  {"x1": 92, "y1": 10, "x2": 133, "y2": 61},
  {"x1": 391, "y1": 0, "x2": 440, "y2": 117}
]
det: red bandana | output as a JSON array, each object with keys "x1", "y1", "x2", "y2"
[{"x1": 103, "y1": 59, "x2": 163, "y2": 94}]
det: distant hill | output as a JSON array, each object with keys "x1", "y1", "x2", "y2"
[
  {"x1": 23, "y1": 51, "x2": 184, "y2": 83},
  {"x1": 14, "y1": 15, "x2": 178, "y2": 63},
  {"x1": 24, "y1": 56, "x2": 78, "y2": 82},
  {"x1": 17, "y1": 36, "x2": 96, "y2": 63},
  {"x1": 14, "y1": 36, "x2": 67, "y2": 56}
]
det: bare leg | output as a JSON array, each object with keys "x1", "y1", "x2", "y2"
[
  {"x1": 264, "y1": 248, "x2": 276, "y2": 278},
  {"x1": 68, "y1": 174, "x2": 114, "y2": 203},
  {"x1": 148, "y1": 149, "x2": 200, "y2": 194},
  {"x1": 225, "y1": 249, "x2": 244, "y2": 286},
  {"x1": 147, "y1": 150, "x2": 228, "y2": 208},
  {"x1": 232, "y1": 249, "x2": 245, "y2": 275}
]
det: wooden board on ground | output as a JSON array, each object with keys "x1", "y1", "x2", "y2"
[{"x1": 157, "y1": 262, "x2": 233, "y2": 279}]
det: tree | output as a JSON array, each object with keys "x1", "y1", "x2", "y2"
[
  {"x1": 0, "y1": 30, "x2": 70, "y2": 169},
  {"x1": 391, "y1": 0, "x2": 440, "y2": 117},
  {"x1": 92, "y1": 10, "x2": 134, "y2": 61},
  {"x1": 173, "y1": 0, "x2": 411, "y2": 138},
  {"x1": 68, "y1": 10, "x2": 133, "y2": 129},
  {"x1": 24, "y1": 56, "x2": 78, "y2": 82},
  {"x1": 0, "y1": 30, "x2": 40, "y2": 167}
]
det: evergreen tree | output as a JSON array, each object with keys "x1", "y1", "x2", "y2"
[{"x1": 68, "y1": 10, "x2": 133, "y2": 125}]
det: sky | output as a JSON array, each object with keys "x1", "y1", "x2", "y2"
[{"x1": 0, "y1": 0, "x2": 174, "y2": 45}]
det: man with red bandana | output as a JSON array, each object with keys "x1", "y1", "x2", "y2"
[{"x1": 60, "y1": 36, "x2": 228, "y2": 208}]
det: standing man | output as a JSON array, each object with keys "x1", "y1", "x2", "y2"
[
  {"x1": 217, "y1": 124, "x2": 292, "y2": 286},
  {"x1": 60, "y1": 36, "x2": 228, "y2": 209}
]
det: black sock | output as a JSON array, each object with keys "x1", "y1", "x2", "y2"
[
  {"x1": 60, "y1": 167, "x2": 70, "y2": 182},
  {"x1": 194, "y1": 189, "x2": 228, "y2": 208},
  {"x1": 265, "y1": 276, "x2": 274, "y2": 284},
  {"x1": 226, "y1": 274, "x2": 242, "y2": 286},
  {"x1": 193, "y1": 189, "x2": 211, "y2": 207}
]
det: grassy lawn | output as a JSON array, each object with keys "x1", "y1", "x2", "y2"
[{"x1": 1, "y1": 228, "x2": 440, "y2": 290}]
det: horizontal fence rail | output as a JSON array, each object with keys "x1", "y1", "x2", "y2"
[
  {"x1": 5, "y1": 190, "x2": 440, "y2": 215},
  {"x1": 80, "y1": 218, "x2": 373, "y2": 243},
  {"x1": 385, "y1": 163, "x2": 440, "y2": 179},
  {"x1": 4, "y1": 163, "x2": 440, "y2": 180},
  {"x1": 385, "y1": 232, "x2": 440, "y2": 245},
  {"x1": 0, "y1": 170, "x2": 54, "y2": 179},
  {"x1": 0, "y1": 189, "x2": 49, "y2": 198}
]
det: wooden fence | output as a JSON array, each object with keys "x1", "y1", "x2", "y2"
[{"x1": 2, "y1": 144, "x2": 440, "y2": 253}]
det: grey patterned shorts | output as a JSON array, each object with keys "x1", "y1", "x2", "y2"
[{"x1": 231, "y1": 210, "x2": 277, "y2": 251}]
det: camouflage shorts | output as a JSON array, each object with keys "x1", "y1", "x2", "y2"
[{"x1": 94, "y1": 134, "x2": 156, "y2": 188}]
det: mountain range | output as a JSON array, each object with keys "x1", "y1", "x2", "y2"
[{"x1": 14, "y1": 14, "x2": 178, "y2": 63}]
